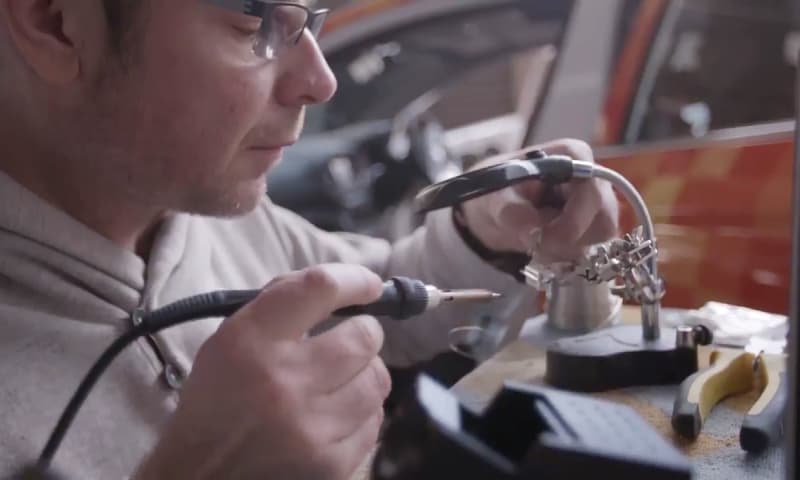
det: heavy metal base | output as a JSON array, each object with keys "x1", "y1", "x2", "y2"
[{"x1": 545, "y1": 325, "x2": 698, "y2": 392}]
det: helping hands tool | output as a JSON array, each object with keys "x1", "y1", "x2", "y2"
[
  {"x1": 415, "y1": 149, "x2": 697, "y2": 393},
  {"x1": 671, "y1": 345, "x2": 788, "y2": 453}
]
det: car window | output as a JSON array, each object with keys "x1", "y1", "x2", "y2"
[
  {"x1": 624, "y1": 0, "x2": 797, "y2": 143},
  {"x1": 304, "y1": 2, "x2": 573, "y2": 135}
]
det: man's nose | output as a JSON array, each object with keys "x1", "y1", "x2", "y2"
[{"x1": 274, "y1": 32, "x2": 337, "y2": 107}]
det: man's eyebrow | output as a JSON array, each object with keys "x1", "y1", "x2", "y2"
[{"x1": 260, "y1": 0, "x2": 319, "y2": 9}]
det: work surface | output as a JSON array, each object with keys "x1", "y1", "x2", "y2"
[{"x1": 353, "y1": 307, "x2": 785, "y2": 480}]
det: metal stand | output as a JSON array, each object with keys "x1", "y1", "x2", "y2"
[
  {"x1": 544, "y1": 325, "x2": 696, "y2": 392},
  {"x1": 523, "y1": 163, "x2": 699, "y2": 392},
  {"x1": 411, "y1": 153, "x2": 701, "y2": 392}
]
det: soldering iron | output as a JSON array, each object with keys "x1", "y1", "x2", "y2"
[
  {"x1": 26, "y1": 276, "x2": 501, "y2": 478},
  {"x1": 334, "y1": 276, "x2": 501, "y2": 318}
]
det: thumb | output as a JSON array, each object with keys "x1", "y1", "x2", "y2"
[
  {"x1": 235, "y1": 264, "x2": 384, "y2": 341},
  {"x1": 494, "y1": 202, "x2": 544, "y2": 251}
]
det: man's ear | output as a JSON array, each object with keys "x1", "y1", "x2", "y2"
[{"x1": 1, "y1": 0, "x2": 84, "y2": 84}]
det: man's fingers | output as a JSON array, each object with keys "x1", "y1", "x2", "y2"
[
  {"x1": 315, "y1": 356, "x2": 391, "y2": 440},
  {"x1": 526, "y1": 138, "x2": 601, "y2": 258},
  {"x1": 512, "y1": 138, "x2": 592, "y2": 207},
  {"x1": 535, "y1": 138, "x2": 594, "y2": 162},
  {"x1": 540, "y1": 180, "x2": 602, "y2": 260},
  {"x1": 497, "y1": 202, "x2": 541, "y2": 231},
  {"x1": 511, "y1": 179, "x2": 545, "y2": 201},
  {"x1": 495, "y1": 202, "x2": 543, "y2": 251},
  {"x1": 577, "y1": 202, "x2": 619, "y2": 246},
  {"x1": 306, "y1": 315, "x2": 385, "y2": 393},
  {"x1": 478, "y1": 138, "x2": 593, "y2": 167},
  {"x1": 455, "y1": 138, "x2": 617, "y2": 258},
  {"x1": 236, "y1": 264, "x2": 384, "y2": 341},
  {"x1": 327, "y1": 410, "x2": 384, "y2": 480}
]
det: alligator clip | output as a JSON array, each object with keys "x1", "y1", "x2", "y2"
[{"x1": 671, "y1": 347, "x2": 788, "y2": 453}]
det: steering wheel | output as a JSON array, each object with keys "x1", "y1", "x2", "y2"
[
  {"x1": 369, "y1": 101, "x2": 462, "y2": 239},
  {"x1": 386, "y1": 93, "x2": 463, "y2": 185},
  {"x1": 405, "y1": 112, "x2": 463, "y2": 184}
]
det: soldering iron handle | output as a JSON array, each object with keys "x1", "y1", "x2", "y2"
[{"x1": 333, "y1": 277, "x2": 429, "y2": 320}]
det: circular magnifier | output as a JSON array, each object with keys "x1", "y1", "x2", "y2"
[{"x1": 412, "y1": 150, "x2": 577, "y2": 214}]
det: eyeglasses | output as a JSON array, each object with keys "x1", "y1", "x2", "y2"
[{"x1": 207, "y1": 1, "x2": 329, "y2": 59}]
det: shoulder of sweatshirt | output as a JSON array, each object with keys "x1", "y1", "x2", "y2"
[{"x1": 192, "y1": 197, "x2": 392, "y2": 274}]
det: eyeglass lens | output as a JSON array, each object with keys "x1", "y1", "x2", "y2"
[{"x1": 253, "y1": 3, "x2": 327, "y2": 59}]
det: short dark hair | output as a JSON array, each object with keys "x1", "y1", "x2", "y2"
[{"x1": 102, "y1": 0, "x2": 140, "y2": 52}]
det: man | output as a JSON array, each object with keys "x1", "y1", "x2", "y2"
[{"x1": 0, "y1": 1, "x2": 618, "y2": 478}]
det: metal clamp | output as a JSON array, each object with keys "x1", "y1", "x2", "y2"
[
  {"x1": 520, "y1": 162, "x2": 665, "y2": 341},
  {"x1": 521, "y1": 226, "x2": 664, "y2": 305},
  {"x1": 579, "y1": 226, "x2": 664, "y2": 304},
  {"x1": 412, "y1": 153, "x2": 664, "y2": 342}
]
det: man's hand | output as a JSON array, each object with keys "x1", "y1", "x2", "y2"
[
  {"x1": 458, "y1": 139, "x2": 619, "y2": 261},
  {"x1": 135, "y1": 264, "x2": 390, "y2": 480}
]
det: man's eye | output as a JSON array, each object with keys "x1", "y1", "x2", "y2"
[
  {"x1": 233, "y1": 21, "x2": 262, "y2": 38},
  {"x1": 234, "y1": 27, "x2": 259, "y2": 37}
]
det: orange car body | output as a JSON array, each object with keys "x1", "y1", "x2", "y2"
[
  {"x1": 597, "y1": 0, "x2": 793, "y2": 313},
  {"x1": 601, "y1": 134, "x2": 793, "y2": 313}
]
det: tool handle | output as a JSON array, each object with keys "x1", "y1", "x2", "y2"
[
  {"x1": 536, "y1": 184, "x2": 567, "y2": 210},
  {"x1": 740, "y1": 370, "x2": 788, "y2": 453},
  {"x1": 527, "y1": 149, "x2": 567, "y2": 210},
  {"x1": 671, "y1": 350, "x2": 754, "y2": 439},
  {"x1": 333, "y1": 276, "x2": 429, "y2": 320}
]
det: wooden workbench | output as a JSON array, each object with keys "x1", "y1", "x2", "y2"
[{"x1": 353, "y1": 307, "x2": 785, "y2": 479}]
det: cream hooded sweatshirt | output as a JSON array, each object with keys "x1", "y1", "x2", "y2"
[{"x1": 0, "y1": 170, "x2": 529, "y2": 478}]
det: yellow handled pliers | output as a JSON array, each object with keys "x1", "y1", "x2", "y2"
[{"x1": 671, "y1": 347, "x2": 788, "y2": 453}]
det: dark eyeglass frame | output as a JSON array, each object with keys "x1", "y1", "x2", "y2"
[{"x1": 206, "y1": 0, "x2": 329, "y2": 57}]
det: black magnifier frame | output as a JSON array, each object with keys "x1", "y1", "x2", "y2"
[{"x1": 413, "y1": 150, "x2": 577, "y2": 214}]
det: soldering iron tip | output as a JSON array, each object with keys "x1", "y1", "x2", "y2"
[{"x1": 439, "y1": 289, "x2": 504, "y2": 303}]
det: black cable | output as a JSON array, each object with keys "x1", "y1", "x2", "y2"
[
  {"x1": 413, "y1": 153, "x2": 575, "y2": 214},
  {"x1": 37, "y1": 328, "x2": 140, "y2": 470},
  {"x1": 34, "y1": 279, "x2": 434, "y2": 472},
  {"x1": 36, "y1": 289, "x2": 260, "y2": 471}
]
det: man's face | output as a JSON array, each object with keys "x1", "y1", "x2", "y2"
[{"x1": 79, "y1": 0, "x2": 337, "y2": 216}]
